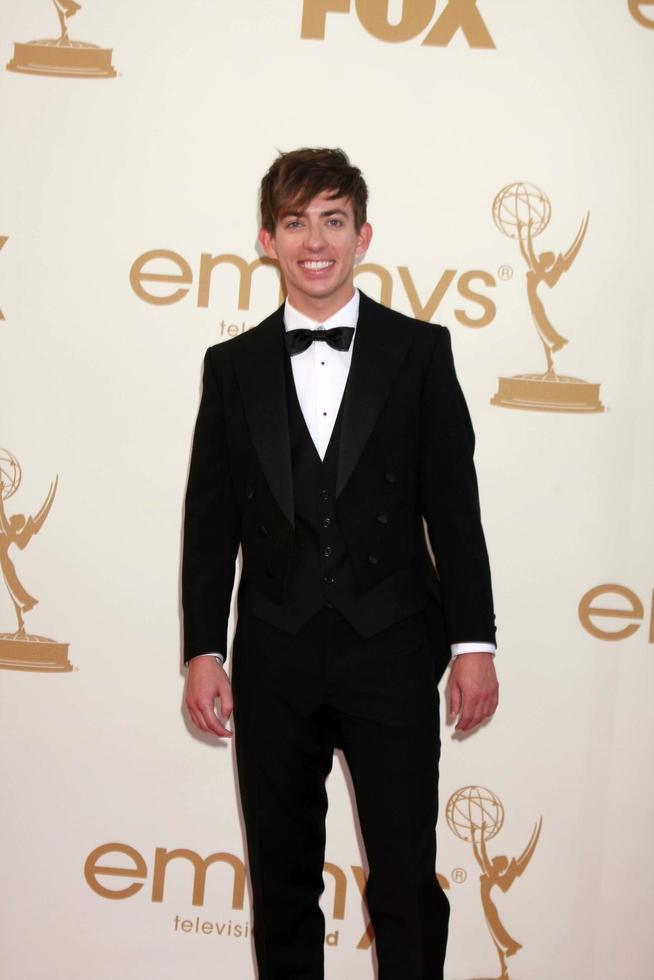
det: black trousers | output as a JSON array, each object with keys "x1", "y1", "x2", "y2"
[{"x1": 232, "y1": 604, "x2": 450, "y2": 980}]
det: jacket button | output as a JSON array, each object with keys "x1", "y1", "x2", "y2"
[
  {"x1": 320, "y1": 488, "x2": 330, "y2": 501},
  {"x1": 245, "y1": 484, "x2": 255, "y2": 499},
  {"x1": 367, "y1": 554, "x2": 378, "y2": 565},
  {"x1": 323, "y1": 545, "x2": 333, "y2": 558},
  {"x1": 376, "y1": 512, "x2": 389, "y2": 524},
  {"x1": 258, "y1": 525, "x2": 269, "y2": 538},
  {"x1": 323, "y1": 573, "x2": 335, "y2": 585},
  {"x1": 265, "y1": 566, "x2": 275, "y2": 578},
  {"x1": 322, "y1": 517, "x2": 332, "y2": 528},
  {"x1": 384, "y1": 471, "x2": 396, "y2": 484}
]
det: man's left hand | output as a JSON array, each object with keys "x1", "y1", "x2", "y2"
[{"x1": 447, "y1": 652, "x2": 499, "y2": 733}]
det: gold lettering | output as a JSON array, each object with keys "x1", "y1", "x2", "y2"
[
  {"x1": 83, "y1": 843, "x2": 147, "y2": 900},
  {"x1": 423, "y1": 0, "x2": 495, "y2": 48},
  {"x1": 355, "y1": 0, "x2": 434, "y2": 42},
  {"x1": 353, "y1": 262, "x2": 393, "y2": 307},
  {"x1": 301, "y1": 0, "x2": 351, "y2": 38},
  {"x1": 197, "y1": 253, "x2": 283, "y2": 310},
  {"x1": 152, "y1": 848, "x2": 246, "y2": 908},
  {"x1": 578, "y1": 584, "x2": 644, "y2": 641},
  {"x1": 323, "y1": 862, "x2": 347, "y2": 919},
  {"x1": 129, "y1": 249, "x2": 192, "y2": 305},
  {"x1": 398, "y1": 266, "x2": 455, "y2": 321},
  {"x1": 350, "y1": 865, "x2": 374, "y2": 950},
  {"x1": 628, "y1": 0, "x2": 654, "y2": 29},
  {"x1": 455, "y1": 270, "x2": 496, "y2": 326}
]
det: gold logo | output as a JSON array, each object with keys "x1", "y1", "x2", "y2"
[
  {"x1": 129, "y1": 248, "x2": 498, "y2": 328},
  {"x1": 629, "y1": 0, "x2": 654, "y2": 28},
  {"x1": 579, "y1": 583, "x2": 654, "y2": 643},
  {"x1": 491, "y1": 182, "x2": 603, "y2": 413},
  {"x1": 7, "y1": 1, "x2": 116, "y2": 79},
  {"x1": 447, "y1": 785, "x2": 542, "y2": 980},
  {"x1": 0, "y1": 235, "x2": 7, "y2": 320},
  {"x1": 301, "y1": 0, "x2": 495, "y2": 49},
  {"x1": 0, "y1": 449, "x2": 71, "y2": 672}
]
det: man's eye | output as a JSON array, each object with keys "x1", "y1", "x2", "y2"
[{"x1": 327, "y1": 218, "x2": 343, "y2": 227}]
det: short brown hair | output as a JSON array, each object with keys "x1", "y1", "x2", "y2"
[{"x1": 260, "y1": 148, "x2": 368, "y2": 234}]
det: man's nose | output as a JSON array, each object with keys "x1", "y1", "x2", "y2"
[{"x1": 303, "y1": 222, "x2": 326, "y2": 250}]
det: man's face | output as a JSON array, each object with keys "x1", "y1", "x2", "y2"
[{"x1": 258, "y1": 193, "x2": 372, "y2": 317}]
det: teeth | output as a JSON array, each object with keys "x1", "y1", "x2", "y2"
[{"x1": 302, "y1": 261, "x2": 333, "y2": 270}]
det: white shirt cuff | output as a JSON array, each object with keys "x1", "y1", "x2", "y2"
[
  {"x1": 450, "y1": 642, "x2": 496, "y2": 657},
  {"x1": 187, "y1": 652, "x2": 224, "y2": 667}
]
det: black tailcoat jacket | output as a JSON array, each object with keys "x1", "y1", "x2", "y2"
[{"x1": 182, "y1": 291, "x2": 496, "y2": 667}]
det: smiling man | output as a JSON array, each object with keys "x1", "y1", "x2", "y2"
[{"x1": 182, "y1": 147, "x2": 498, "y2": 980}]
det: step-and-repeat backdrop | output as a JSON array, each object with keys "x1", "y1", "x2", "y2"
[{"x1": 2, "y1": 2, "x2": 653, "y2": 978}]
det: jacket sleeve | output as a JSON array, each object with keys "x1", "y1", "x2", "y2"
[
  {"x1": 420, "y1": 326, "x2": 496, "y2": 646},
  {"x1": 182, "y1": 348, "x2": 241, "y2": 663}
]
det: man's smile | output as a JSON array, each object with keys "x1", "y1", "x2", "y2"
[{"x1": 299, "y1": 260, "x2": 335, "y2": 271}]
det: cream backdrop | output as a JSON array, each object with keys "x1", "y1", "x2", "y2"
[{"x1": 1, "y1": 2, "x2": 653, "y2": 978}]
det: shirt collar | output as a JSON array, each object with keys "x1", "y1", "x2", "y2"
[{"x1": 283, "y1": 289, "x2": 360, "y2": 333}]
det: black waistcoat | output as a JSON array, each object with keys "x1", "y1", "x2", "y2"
[{"x1": 239, "y1": 349, "x2": 433, "y2": 637}]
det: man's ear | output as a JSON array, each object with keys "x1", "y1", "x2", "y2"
[
  {"x1": 356, "y1": 222, "x2": 373, "y2": 257},
  {"x1": 258, "y1": 227, "x2": 277, "y2": 259}
]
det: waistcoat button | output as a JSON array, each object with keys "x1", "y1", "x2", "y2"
[
  {"x1": 367, "y1": 554, "x2": 378, "y2": 565},
  {"x1": 322, "y1": 517, "x2": 332, "y2": 528},
  {"x1": 258, "y1": 525, "x2": 269, "y2": 537},
  {"x1": 376, "y1": 512, "x2": 389, "y2": 524},
  {"x1": 323, "y1": 545, "x2": 333, "y2": 558},
  {"x1": 320, "y1": 489, "x2": 330, "y2": 501},
  {"x1": 245, "y1": 484, "x2": 255, "y2": 499},
  {"x1": 384, "y1": 471, "x2": 396, "y2": 484}
]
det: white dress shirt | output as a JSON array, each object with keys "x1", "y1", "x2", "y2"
[
  {"x1": 196, "y1": 289, "x2": 495, "y2": 664},
  {"x1": 284, "y1": 288, "x2": 360, "y2": 459}
]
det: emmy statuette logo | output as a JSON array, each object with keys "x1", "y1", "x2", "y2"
[
  {"x1": 447, "y1": 785, "x2": 542, "y2": 980},
  {"x1": 7, "y1": 1, "x2": 116, "y2": 79},
  {"x1": 0, "y1": 449, "x2": 71, "y2": 672},
  {"x1": 491, "y1": 183, "x2": 603, "y2": 413}
]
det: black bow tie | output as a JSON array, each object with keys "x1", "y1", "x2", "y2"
[{"x1": 284, "y1": 326, "x2": 355, "y2": 357}]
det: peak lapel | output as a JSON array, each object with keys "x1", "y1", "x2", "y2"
[
  {"x1": 230, "y1": 307, "x2": 294, "y2": 528},
  {"x1": 336, "y1": 292, "x2": 414, "y2": 498}
]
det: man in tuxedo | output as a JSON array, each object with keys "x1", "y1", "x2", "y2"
[{"x1": 182, "y1": 148, "x2": 498, "y2": 980}]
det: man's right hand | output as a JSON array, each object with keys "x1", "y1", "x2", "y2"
[{"x1": 185, "y1": 657, "x2": 233, "y2": 738}]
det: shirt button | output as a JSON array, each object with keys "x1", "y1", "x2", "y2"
[
  {"x1": 320, "y1": 489, "x2": 329, "y2": 501},
  {"x1": 367, "y1": 554, "x2": 378, "y2": 566},
  {"x1": 322, "y1": 411, "x2": 327, "y2": 416},
  {"x1": 323, "y1": 545, "x2": 333, "y2": 558},
  {"x1": 322, "y1": 517, "x2": 332, "y2": 528}
]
